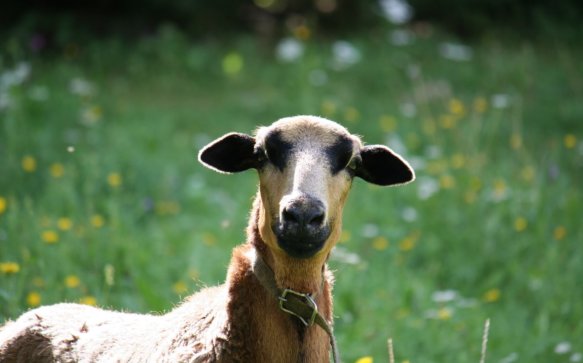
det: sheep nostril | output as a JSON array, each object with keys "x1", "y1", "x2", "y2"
[
  {"x1": 281, "y1": 199, "x2": 326, "y2": 231},
  {"x1": 282, "y1": 207, "x2": 300, "y2": 225},
  {"x1": 308, "y1": 212, "x2": 325, "y2": 227}
]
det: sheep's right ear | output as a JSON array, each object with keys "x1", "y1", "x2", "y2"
[{"x1": 198, "y1": 133, "x2": 257, "y2": 173}]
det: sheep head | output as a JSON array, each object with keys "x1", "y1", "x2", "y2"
[{"x1": 198, "y1": 115, "x2": 414, "y2": 291}]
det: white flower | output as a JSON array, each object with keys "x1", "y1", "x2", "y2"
[
  {"x1": 407, "y1": 156, "x2": 426, "y2": 172},
  {"x1": 379, "y1": 0, "x2": 413, "y2": 24},
  {"x1": 555, "y1": 342, "x2": 572, "y2": 355},
  {"x1": 491, "y1": 94, "x2": 511, "y2": 109},
  {"x1": 571, "y1": 352, "x2": 582, "y2": 362},
  {"x1": 331, "y1": 246, "x2": 362, "y2": 265},
  {"x1": 70, "y1": 78, "x2": 95, "y2": 97},
  {"x1": 400, "y1": 101, "x2": 417, "y2": 118},
  {"x1": 431, "y1": 290, "x2": 458, "y2": 303},
  {"x1": 456, "y1": 298, "x2": 478, "y2": 308},
  {"x1": 439, "y1": 42, "x2": 473, "y2": 62},
  {"x1": 417, "y1": 177, "x2": 439, "y2": 200},
  {"x1": 426, "y1": 145, "x2": 443, "y2": 159},
  {"x1": 389, "y1": 29, "x2": 414, "y2": 46},
  {"x1": 385, "y1": 134, "x2": 407, "y2": 156},
  {"x1": 361, "y1": 224, "x2": 379, "y2": 238},
  {"x1": 0, "y1": 62, "x2": 31, "y2": 89},
  {"x1": 499, "y1": 352, "x2": 519, "y2": 363},
  {"x1": 332, "y1": 41, "x2": 361, "y2": 69},
  {"x1": 276, "y1": 38, "x2": 304, "y2": 62},
  {"x1": 0, "y1": 62, "x2": 32, "y2": 110},
  {"x1": 0, "y1": 93, "x2": 10, "y2": 110},
  {"x1": 401, "y1": 207, "x2": 418, "y2": 222}
]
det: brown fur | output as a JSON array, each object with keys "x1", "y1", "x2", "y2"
[{"x1": 0, "y1": 116, "x2": 413, "y2": 362}]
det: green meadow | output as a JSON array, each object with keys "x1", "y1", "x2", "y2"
[{"x1": 1, "y1": 27, "x2": 582, "y2": 362}]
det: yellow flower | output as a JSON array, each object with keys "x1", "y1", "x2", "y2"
[
  {"x1": 22, "y1": 155, "x2": 37, "y2": 172},
  {"x1": 173, "y1": 281, "x2": 188, "y2": 295},
  {"x1": 483, "y1": 288, "x2": 501, "y2": 303},
  {"x1": 91, "y1": 214, "x2": 105, "y2": 228},
  {"x1": 222, "y1": 52, "x2": 243, "y2": 76},
  {"x1": 104, "y1": 264, "x2": 115, "y2": 286},
  {"x1": 396, "y1": 307, "x2": 410, "y2": 320},
  {"x1": 57, "y1": 217, "x2": 73, "y2": 231},
  {"x1": 372, "y1": 236, "x2": 389, "y2": 250},
  {"x1": 27, "y1": 291, "x2": 42, "y2": 307},
  {"x1": 339, "y1": 230, "x2": 351, "y2": 243},
  {"x1": 32, "y1": 277, "x2": 45, "y2": 288},
  {"x1": 41, "y1": 230, "x2": 59, "y2": 244},
  {"x1": 379, "y1": 115, "x2": 397, "y2": 132},
  {"x1": 292, "y1": 25, "x2": 311, "y2": 40},
  {"x1": 202, "y1": 232, "x2": 217, "y2": 246},
  {"x1": 521, "y1": 166, "x2": 535, "y2": 183},
  {"x1": 399, "y1": 232, "x2": 419, "y2": 252},
  {"x1": 564, "y1": 134, "x2": 577, "y2": 149},
  {"x1": 422, "y1": 118, "x2": 436, "y2": 135},
  {"x1": 439, "y1": 175, "x2": 455, "y2": 189},
  {"x1": 493, "y1": 179, "x2": 507, "y2": 199},
  {"x1": 156, "y1": 201, "x2": 181, "y2": 215},
  {"x1": 344, "y1": 107, "x2": 359, "y2": 123},
  {"x1": 426, "y1": 160, "x2": 447, "y2": 175},
  {"x1": 65, "y1": 275, "x2": 81, "y2": 288},
  {"x1": 553, "y1": 226, "x2": 566, "y2": 241},
  {"x1": 0, "y1": 262, "x2": 20, "y2": 274},
  {"x1": 510, "y1": 133, "x2": 522, "y2": 150},
  {"x1": 514, "y1": 217, "x2": 527, "y2": 232},
  {"x1": 107, "y1": 172, "x2": 122, "y2": 188},
  {"x1": 81, "y1": 105, "x2": 102, "y2": 124},
  {"x1": 473, "y1": 97, "x2": 488, "y2": 113},
  {"x1": 0, "y1": 196, "x2": 6, "y2": 214},
  {"x1": 448, "y1": 98, "x2": 465, "y2": 116},
  {"x1": 321, "y1": 100, "x2": 336, "y2": 117},
  {"x1": 49, "y1": 163, "x2": 65, "y2": 178},
  {"x1": 439, "y1": 114, "x2": 456, "y2": 129},
  {"x1": 79, "y1": 296, "x2": 97, "y2": 306},
  {"x1": 470, "y1": 177, "x2": 483, "y2": 191},
  {"x1": 464, "y1": 190, "x2": 477, "y2": 204},
  {"x1": 355, "y1": 356, "x2": 373, "y2": 363},
  {"x1": 437, "y1": 307, "x2": 453, "y2": 320},
  {"x1": 188, "y1": 268, "x2": 200, "y2": 281},
  {"x1": 450, "y1": 154, "x2": 465, "y2": 169}
]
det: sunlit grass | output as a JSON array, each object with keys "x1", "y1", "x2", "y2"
[{"x1": 1, "y1": 27, "x2": 582, "y2": 362}]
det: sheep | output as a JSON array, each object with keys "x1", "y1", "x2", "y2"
[{"x1": 0, "y1": 115, "x2": 415, "y2": 362}]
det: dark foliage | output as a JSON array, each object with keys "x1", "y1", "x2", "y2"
[
  {"x1": 409, "y1": 0, "x2": 583, "y2": 37},
  {"x1": 0, "y1": 0, "x2": 384, "y2": 43}
]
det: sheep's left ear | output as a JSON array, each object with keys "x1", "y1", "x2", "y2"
[
  {"x1": 355, "y1": 145, "x2": 415, "y2": 186},
  {"x1": 198, "y1": 132, "x2": 257, "y2": 173}
]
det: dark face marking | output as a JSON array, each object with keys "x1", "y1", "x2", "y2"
[
  {"x1": 263, "y1": 131, "x2": 293, "y2": 171},
  {"x1": 325, "y1": 135, "x2": 355, "y2": 174}
]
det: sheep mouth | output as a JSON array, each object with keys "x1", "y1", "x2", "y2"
[{"x1": 272, "y1": 223, "x2": 330, "y2": 259}]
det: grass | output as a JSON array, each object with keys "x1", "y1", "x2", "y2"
[{"x1": 1, "y1": 25, "x2": 582, "y2": 362}]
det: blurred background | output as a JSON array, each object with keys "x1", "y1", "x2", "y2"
[{"x1": 1, "y1": 1, "x2": 582, "y2": 362}]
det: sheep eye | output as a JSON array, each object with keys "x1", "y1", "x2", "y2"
[
  {"x1": 254, "y1": 147, "x2": 268, "y2": 164},
  {"x1": 346, "y1": 156, "x2": 361, "y2": 172}
]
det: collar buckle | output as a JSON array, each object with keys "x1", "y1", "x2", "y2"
[{"x1": 278, "y1": 288, "x2": 318, "y2": 326}]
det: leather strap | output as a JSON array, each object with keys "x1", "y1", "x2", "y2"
[{"x1": 252, "y1": 254, "x2": 340, "y2": 363}]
